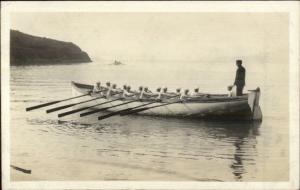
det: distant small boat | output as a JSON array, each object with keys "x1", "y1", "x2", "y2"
[{"x1": 112, "y1": 60, "x2": 123, "y2": 65}]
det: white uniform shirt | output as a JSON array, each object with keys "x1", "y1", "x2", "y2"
[{"x1": 228, "y1": 86, "x2": 236, "y2": 97}]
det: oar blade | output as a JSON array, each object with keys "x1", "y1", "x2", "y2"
[
  {"x1": 46, "y1": 103, "x2": 75, "y2": 113},
  {"x1": 26, "y1": 101, "x2": 60, "y2": 111}
]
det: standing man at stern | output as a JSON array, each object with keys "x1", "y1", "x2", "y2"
[{"x1": 233, "y1": 60, "x2": 246, "y2": 96}]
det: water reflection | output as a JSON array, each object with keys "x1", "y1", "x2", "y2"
[
  {"x1": 122, "y1": 117, "x2": 262, "y2": 181},
  {"x1": 213, "y1": 121, "x2": 261, "y2": 180},
  {"x1": 27, "y1": 115, "x2": 261, "y2": 181}
]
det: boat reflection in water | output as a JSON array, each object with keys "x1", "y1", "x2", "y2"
[
  {"x1": 124, "y1": 116, "x2": 261, "y2": 181},
  {"x1": 56, "y1": 113, "x2": 262, "y2": 181},
  {"x1": 219, "y1": 121, "x2": 261, "y2": 180}
]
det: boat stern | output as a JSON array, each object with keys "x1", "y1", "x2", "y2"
[{"x1": 248, "y1": 87, "x2": 263, "y2": 121}]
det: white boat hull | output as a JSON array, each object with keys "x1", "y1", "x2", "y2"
[{"x1": 71, "y1": 81, "x2": 262, "y2": 121}]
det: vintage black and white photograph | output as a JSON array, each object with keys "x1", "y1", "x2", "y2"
[{"x1": 1, "y1": 1, "x2": 299, "y2": 190}]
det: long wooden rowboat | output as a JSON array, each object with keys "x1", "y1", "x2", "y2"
[{"x1": 71, "y1": 81, "x2": 262, "y2": 121}]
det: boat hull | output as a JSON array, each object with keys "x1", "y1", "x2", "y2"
[{"x1": 71, "y1": 81, "x2": 262, "y2": 121}]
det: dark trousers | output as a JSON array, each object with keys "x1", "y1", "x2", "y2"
[{"x1": 236, "y1": 85, "x2": 244, "y2": 96}]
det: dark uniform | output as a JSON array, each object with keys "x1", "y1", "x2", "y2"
[{"x1": 234, "y1": 65, "x2": 246, "y2": 96}]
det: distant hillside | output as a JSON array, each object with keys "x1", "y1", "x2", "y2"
[{"x1": 10, "y1": 30, "x2": 92, "y2": 65}]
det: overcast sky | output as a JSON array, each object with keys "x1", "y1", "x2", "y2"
[{"x1": 10, "y1": 12, "x2": 288, "y2": 64}]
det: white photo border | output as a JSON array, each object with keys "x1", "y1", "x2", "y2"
[{"x1": 1, "y1": 1, "x2": 299, "y2": 190}]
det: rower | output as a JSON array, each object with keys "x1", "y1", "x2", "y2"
[
  {"x1": 105, "y1": 82, "x2": 112, "y2": 98},
  {"x1": 227, "y1": 85, "x2": 236, "y2": 97},
  {"x1": 180, "y1": 89, "x2": 190, "y2": 100},
  {"x1": 144, "y1": 87, "x2": 152, "y2": 93},
  {"x1": 123, "y1": 85, "x2": 127, "y2": 91},
  {"x1": 122, "y1": 85, "x2": 132, "y2": 98},
  {"x1": 175, "y1": 88, "x2": 182, "y2": 96},
  {"x1": 155, "y1": 87, "x2": 162, "y2": 100},
  {"x1": 140, "y1": 87, "x2": 156, "y2": 99},
  {"x1": 124, "y1": 86, "x2": 136, "y2": 98},
  {"x1": 166, "y1": 88, "x2": 181, "y2": 97},
  {"x1": 127, "y1": 86, "x2": 133, "y2": 93},
  {"x1": 155, "y1": 87, "x2": 177, "y2": 101},
  {"x1": 110, "y1": 84, "x2": 123, "y2": 97},
  {"x1": 134, "y1": 86, "x2": 143, "y2": 99},
  {"x1": 162, "y1": 87, "x2": 176, "y2": 98},
  {"x1": 93, "y1": 81, "x2": 102, "y2": 93},
  {"x1": 191, "y1": 88, "x2": 205, "y2": 97}
]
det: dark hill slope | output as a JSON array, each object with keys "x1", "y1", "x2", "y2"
[{"x1": 10, "y1": 30, "x2": 92, "y2": 65}]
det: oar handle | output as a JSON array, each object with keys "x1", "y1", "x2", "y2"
[{"x1": 26, "y1": 101, "x2": 61, "y2": 111}]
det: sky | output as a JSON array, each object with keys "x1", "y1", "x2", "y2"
[
  {"x1": 10, "y1": 12, "x2": 288, "y2": 65},
  {"x1": 9, "y1": 12, "x2": 290, "y2": 118}
]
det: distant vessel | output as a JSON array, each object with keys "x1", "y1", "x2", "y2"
[{"x1": 112, "y1": 60, "x2": 123, "y2": 65}]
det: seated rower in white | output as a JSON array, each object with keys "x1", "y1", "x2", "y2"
[
  {"x1": 93, "y1": 81, "x2": 102, "y2": 93},
  {"x1": 155, "y1": 87, "x2": 177, "y2": 101},
  {"x1": 105, "y1": 82, "x2": 112, "y2": 98},
  {"x1": 110, "y1": 84, "x2": 123, "y2": 97},
  {"x1": 190, "y1": 88, "x2": 208, "y2": 98},
  {"x1": 122, "y1": 85, "x2": 134, "y2": 98},
  {"x1": 155, "y1": 87, "x2": 162, "y2": 100},
  {"x1": 121, "y1": 85, "x2": 127, "y2": 98},
  {"x1": 138, "y1": 86, "x2": 144, "y2": 96},
  {"x1": 167, "y1": 88, "x2": 182, "y2": 98},
  {"x1": 123, "y1": 86, "x2": 136, "y2": 98},
  {"x1": 191, "y1": 88, "x2": 201, "y2": 96},
  {"x1": 227, "y1": 85, "x2": 236, "y2": 97},
  {"x1": 180, "y1": 89, "x2": 190, "y2": 100},
  {"x1": 140, "y1": 87, "x2": 157, "y2": 99}
]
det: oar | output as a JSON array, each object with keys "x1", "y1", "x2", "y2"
[
  {"x1": 57, "y1": 98, "x2": 123, "y2": 118},
  {"x1": 119, "y1": 102, "x2": 156, "y2": 116},
  {"x1": 98, "y1": 95, "x2": 181, "y2": 120},
  {"x1": 120, "y1": 100, "x2": 182, "y2": 116},
  {"x1": 80, "y1": 99, "x2": 137, "y2": 117},
  {"x1": 98, "y1": 102, "x2": 156, "y2": 119},
  {"x1": 120, "y1": 95, "x2": 179, "y2": 116},
  {"x1": 97, "y1": 101, "x2": 157, "y2": 120},
  {"x1": 46, "y1": 96, "x2": 104, "y2": 113},
  {"x1": 26, "y1": 93, "x2": 90, "y2": 111},
  {"x1": 10, "y1": 165, "x2": 31, "y2": 174}
]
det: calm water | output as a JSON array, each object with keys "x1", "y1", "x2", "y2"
[{"x1": 10, "y1": 61, "x2": 289, "y2": 181}]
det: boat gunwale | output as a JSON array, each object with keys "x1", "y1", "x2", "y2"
[{"x1": 71, "y1": 81, "x2": 249, "y2": 104}]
